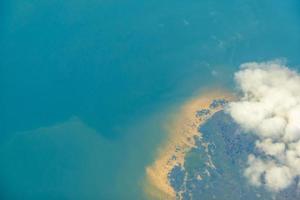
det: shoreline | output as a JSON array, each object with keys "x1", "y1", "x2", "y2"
[{"x1": 144, "y1": 90, "x2": 234, "y2": 199}]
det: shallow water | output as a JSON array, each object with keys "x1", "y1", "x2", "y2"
[{"x1": 0, "y1": 0, "x2": 300, "y2": 199}]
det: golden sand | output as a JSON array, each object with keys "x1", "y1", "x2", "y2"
[{"x1": 145, "y1": 90, "x2": 234, "y2": 199}]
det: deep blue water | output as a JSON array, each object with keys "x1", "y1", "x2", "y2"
[{"x1": 0, "y1": 0, "x2": 300, "y2": 199}]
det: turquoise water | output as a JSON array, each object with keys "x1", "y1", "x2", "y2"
[{"x1": 0, "y1": 0, "x2": 300, "y2": 199}]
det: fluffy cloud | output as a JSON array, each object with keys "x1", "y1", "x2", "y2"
[{"x1": 226, "y1": 60, "x2": 300, "y2": 191}]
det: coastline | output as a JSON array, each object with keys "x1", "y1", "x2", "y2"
[{"x1": 144, "y1": 90, "x2": 234, "y2": 199}]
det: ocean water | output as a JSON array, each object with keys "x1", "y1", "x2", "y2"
[{"x1": 0, "y1": 0, "x2": 300, "y2": 199}]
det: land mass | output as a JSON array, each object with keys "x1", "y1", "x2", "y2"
[{"x1": 144, "y1": 90, "x2": 234, "y2": 199}]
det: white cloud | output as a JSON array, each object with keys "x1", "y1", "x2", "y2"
[
  {"x1": 226, "y1": 60, "x2": 300, "y2": 191},
  {"x1": 255, "y1": 139, "x2": 285, "y2": 157},
  {"x1": 264, "y1": 165, "x2": 293, "y2": 191}
]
